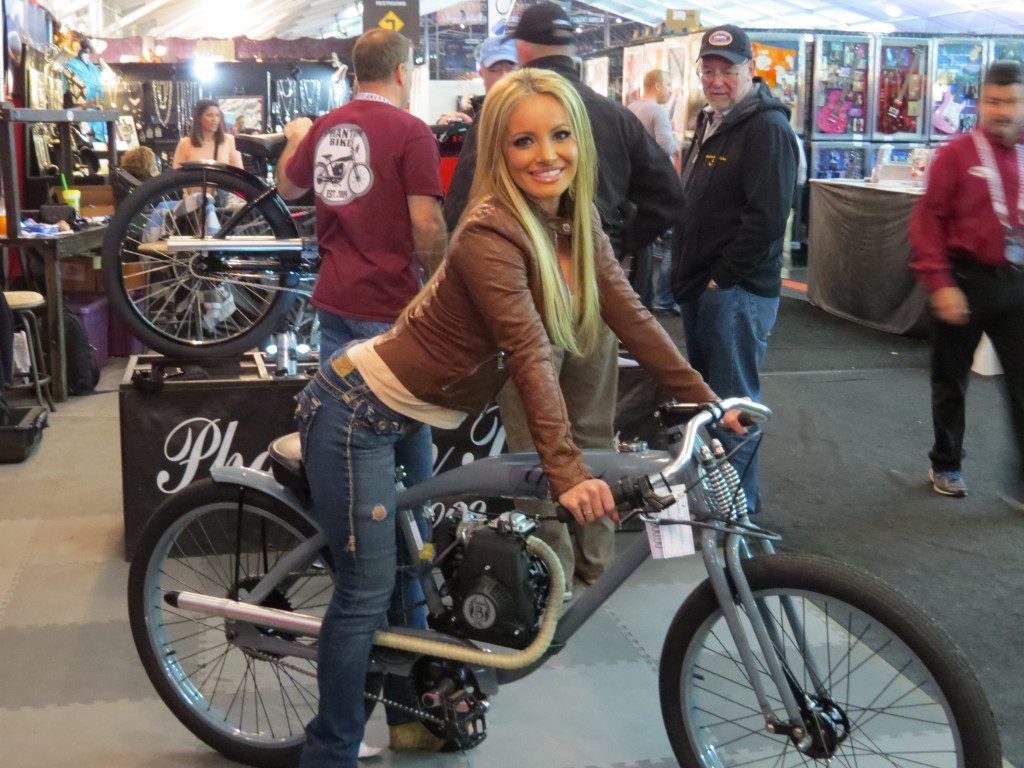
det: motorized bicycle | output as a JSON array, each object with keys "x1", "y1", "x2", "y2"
[{"x1": 127, "y1": 398, "x2": 1002, "y2": 768}]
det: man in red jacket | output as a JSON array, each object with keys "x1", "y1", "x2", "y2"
[{"x1": 909, "y1": 60, "x2": 1024, "y2": 503}]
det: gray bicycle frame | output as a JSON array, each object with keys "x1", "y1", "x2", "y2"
[{"x1": 206, "y1": 398, "x2": 815, "y2": 731}]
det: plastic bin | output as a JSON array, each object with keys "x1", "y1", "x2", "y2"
[
  {"x1": 108, "y1": 289, "x2": 146, "y2": 357},
  {"x1": 65, "y1": 292, "x2": 110, "y2": 369},
  {"x1": 0, "y1": 406, "x2": 48, "y2": 463}
]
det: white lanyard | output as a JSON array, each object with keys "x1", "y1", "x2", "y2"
[
  {"x1": 971, "y1": 131, "x2": 1024, "y2": 230},
  {"x1": 355, "y1": 92, "x2": 392, "y2": 106}
]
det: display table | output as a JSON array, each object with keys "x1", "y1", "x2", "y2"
[
  {"x1": 0, "y1": 224, "x2": 109, "y2": 401},
  {"x1": 807, "y1": 179, "x2": 930, "y2": 336}
]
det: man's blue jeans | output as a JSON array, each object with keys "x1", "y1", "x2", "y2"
[
  {"x1": 296, "y1": 358, "x2": 415, "y2": 768},
  {"x1": 680, "y1": 287, "x2": 779, "y2": 510},
  {"x1": 653, "y1": 232, "x2": 676, "y2": 310}
]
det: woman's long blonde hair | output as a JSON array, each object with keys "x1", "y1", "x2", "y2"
[
  {"x1": 401, "y1": 69, "x2": 600, "y2": 354},
  {"x1": 469, "y1": 68, "x2": 601, "y2": 355}
]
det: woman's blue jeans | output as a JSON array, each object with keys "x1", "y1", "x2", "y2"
[
  {"x1": 317, "y1": 310, "x2": 433, "y2": 657},
  {"x1": 296, "y1": 354, "x2": 424, "y2": 768}
]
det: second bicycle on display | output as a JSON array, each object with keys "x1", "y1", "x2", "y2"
[{"x1": 101, "y1": 135, "x2": 316, "y2": 359}]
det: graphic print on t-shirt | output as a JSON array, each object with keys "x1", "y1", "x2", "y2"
[{"x1": 313, "y1": 124, "x2": 375, "y2": 206}]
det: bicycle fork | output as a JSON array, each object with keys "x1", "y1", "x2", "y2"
[{"x1": 701, "y1": 527, "x2": 826, "y2": 750}]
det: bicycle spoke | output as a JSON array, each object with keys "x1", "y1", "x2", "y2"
[
  {"x1": 139, "y1": 500, "x2": 327, "y2": 752},
  {"x1": 680, "y1": 585, "x2": 962, "y2": 768},
  {"x1": 112, "y1": 175, "x2": 291, "y2": 349}
]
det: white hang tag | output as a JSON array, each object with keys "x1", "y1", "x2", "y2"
[{"x1": 646, "y1": 484, "x2": 696, "y2": 559}]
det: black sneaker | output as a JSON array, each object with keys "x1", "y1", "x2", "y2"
[{"x1": 929, "y1": 468, "x2": 967, "y2": 497}]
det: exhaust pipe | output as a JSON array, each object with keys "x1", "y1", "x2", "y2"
[{"x1": 164, "y1": 537, "x2": 564, "y2": 671}]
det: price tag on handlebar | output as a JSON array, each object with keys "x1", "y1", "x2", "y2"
[{"x1": 645, "y1": 484, "x2": 695, "y2": 559}]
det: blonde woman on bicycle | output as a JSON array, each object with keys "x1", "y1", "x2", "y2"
[{"x1": 294, "y1": 68, "x2": 743, "y2": 768}]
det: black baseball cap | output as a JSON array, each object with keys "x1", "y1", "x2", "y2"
[
  {"x1": 506, "y1": 2, "x2": 575, "y2": 46},
  {"x1": 697, "y1": 24, "x2": 752, "y2": 64}
]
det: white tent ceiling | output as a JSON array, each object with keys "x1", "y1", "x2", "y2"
[{"x1": 50, "y1": 0, "x2": 1024, "y2": 42}]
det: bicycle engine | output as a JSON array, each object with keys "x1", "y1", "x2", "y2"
[{"x1": 430, "y1": 509, "x2": 550, "y2": 649}]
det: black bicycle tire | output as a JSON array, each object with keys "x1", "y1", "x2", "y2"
[
  {"x1": 658, "y1": 552, "x2": 1002, "y2": 767},
  {"x1": 102, "y1": 167, "x2": 298, "y2": 359},
  {"x1": 127, "y1": 479, "x2": 378, "y2": 768}
]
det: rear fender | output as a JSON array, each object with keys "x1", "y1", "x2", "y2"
[{"x1": 209, "y1": 465, "x2": 316, "y2": 528}]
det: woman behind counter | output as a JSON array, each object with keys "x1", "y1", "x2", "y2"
[
  {"x1": 294, "y1": 68, "x2": 742, "y2": 768},
  {"x1": 172, "y1": 98, "x2": 243, "y2": 169}
]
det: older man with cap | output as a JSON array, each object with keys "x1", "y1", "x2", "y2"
[
  {"x1": 443, "y1": 2, "x2": 684, "y2": 594},
  {"x1": 671, "y1": 24, "x2": 799, "y2": 513},
  {"x1": 437, "y1": 35, "x2": 517, "y2": 125}
]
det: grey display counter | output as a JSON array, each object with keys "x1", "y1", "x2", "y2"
[{"x1": 807, "y1": 179, "x2": 930, "y2": 336}]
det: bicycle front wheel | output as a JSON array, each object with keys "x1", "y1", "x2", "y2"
[
  {"x1": 128, "y1": 480, "x2": 375, "y2": 768},
  {"x1": 660, "y1": 553, "x2": 1001, "y2": 767},
  {"x1": 102, "y1": 167, "x2": 299, "y2": 358}
]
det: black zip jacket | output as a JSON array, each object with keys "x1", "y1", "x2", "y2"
[
  {"x1": 443, "y1": 56, "x2": 683, "y2": 256},
  {"x1": 671, "y1": 79, "x2": 798, "y2": 302}
]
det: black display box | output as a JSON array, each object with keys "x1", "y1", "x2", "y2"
[{"x1": 0, "y1": 406, "x2": 49, "y2": 463}]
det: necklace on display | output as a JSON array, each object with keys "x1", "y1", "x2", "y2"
[
  {"x1": 176, "y1": 81, "x2": 199, "y2": 137},
  {"x1": 152, "y1": 80, "x2": 174, "y2": 131},
  {"x1": 299, "y1": 79, "x2": 321, "y2": 115},
  {"x1": 275, "y1": 78, "x2": 298, "y2": 122}
]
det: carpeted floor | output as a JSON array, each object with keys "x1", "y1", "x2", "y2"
[
  {"x1": 672, "y1": 298, "x2": 1024, "y2": 761},
  {"x1": 0, "y1": 296, "x2": 1019, "y2": 765}
]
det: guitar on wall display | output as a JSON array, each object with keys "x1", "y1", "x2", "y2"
[
  {"x1": 882, "y1": 46, "x2": 922, "y2": 133},
  {"x1": 932, "y1": 90, "x2": 967, "y2": 134},
  {"x1": 816, "y1": 89, "x2": 852, "y2": 134}
]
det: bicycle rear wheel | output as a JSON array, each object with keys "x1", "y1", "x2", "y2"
[
  {"x1": 128, "y1": 480, "x2": 376, "y2": 768},
  {"x1": 660, "y1": 553, "x2": 1001, "y2": 767},
  {"x1": 102, "y1": 167, "x2": 300, "y2": 358}
]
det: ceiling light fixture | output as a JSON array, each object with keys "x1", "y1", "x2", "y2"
[{"x1": 883, "y1": 3, "x2": 902, "y2": 17}]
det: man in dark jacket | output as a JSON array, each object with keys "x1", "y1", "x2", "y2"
[
  {"x1": 443, "y1": 3, "x2": 682, "y2": 258},
  {"x1": 672, "y1": 24, "x2": 799, "y2": 512},
  {"x1": 443, "y1": 3, "x2": 683, "y2": 589}
]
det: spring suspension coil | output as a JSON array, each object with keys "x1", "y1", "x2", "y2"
[
  {"x1": 698, "y1": 441, "x2": 747, "y2": 521},
  {"x1": 712, "y1": 439, "x2": 748, "y2": 514}
]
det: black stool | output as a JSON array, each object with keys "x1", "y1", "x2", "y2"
[{"x1": 4, "y1": 291, "x2": 56, "y2": 411}]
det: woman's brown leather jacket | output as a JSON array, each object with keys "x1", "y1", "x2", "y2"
[{"x1": 376, "y1": 196, "x2": 716, "y2": 498}]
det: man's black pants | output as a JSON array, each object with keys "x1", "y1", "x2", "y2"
[{"x1": 929, "y1": 263, "x2": 1024, "y2": 487}]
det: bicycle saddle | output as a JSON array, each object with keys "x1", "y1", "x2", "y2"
[
  {"x1": 268, "y1": 432, "x2": 308, "y2": 491},
  {"x1": 235, "y1": 133, "x2": 287, "y2": 161}
]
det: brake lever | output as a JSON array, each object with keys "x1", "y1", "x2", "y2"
[{"x1": 612, "y1": 475, "x2": 676, "y2": 514}]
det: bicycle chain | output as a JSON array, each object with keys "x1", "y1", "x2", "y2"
[{"x1": 242, "y1": 645, "x2": 444, "y2": 725}]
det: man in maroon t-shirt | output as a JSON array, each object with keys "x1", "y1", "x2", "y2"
[
  {"x1": 909, "y1": 60, "x2": 1024, "y2": 504},
  {"x1": 276, "y1": 29, "x2": 446, "y2": 347},
  {"x1": 274, "y1": 28, "x2": 449, "y2": 762}
]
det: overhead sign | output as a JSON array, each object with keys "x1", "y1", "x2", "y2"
[
  {"x1": 364, "y1": 0, "x2": 420, "y2": 45},
  {"x1": 487, "y1": 0, "x2": 515, "y2": 36}
]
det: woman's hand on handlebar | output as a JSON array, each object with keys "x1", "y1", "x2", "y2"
[
  {"x1": 558, "y1": 479, "x2": 618, "y2": 525},
  {"x1": 720, "y1": 408, "x2": 748, "y2": 435}
]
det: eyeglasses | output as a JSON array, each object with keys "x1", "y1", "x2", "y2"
[{"x1": 699, "y1": 67, "x2": 741, "y2": 83}]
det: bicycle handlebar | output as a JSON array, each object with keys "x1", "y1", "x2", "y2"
[{"x1": 554, "y1": 399, "x2": 772, "y2": 523}]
